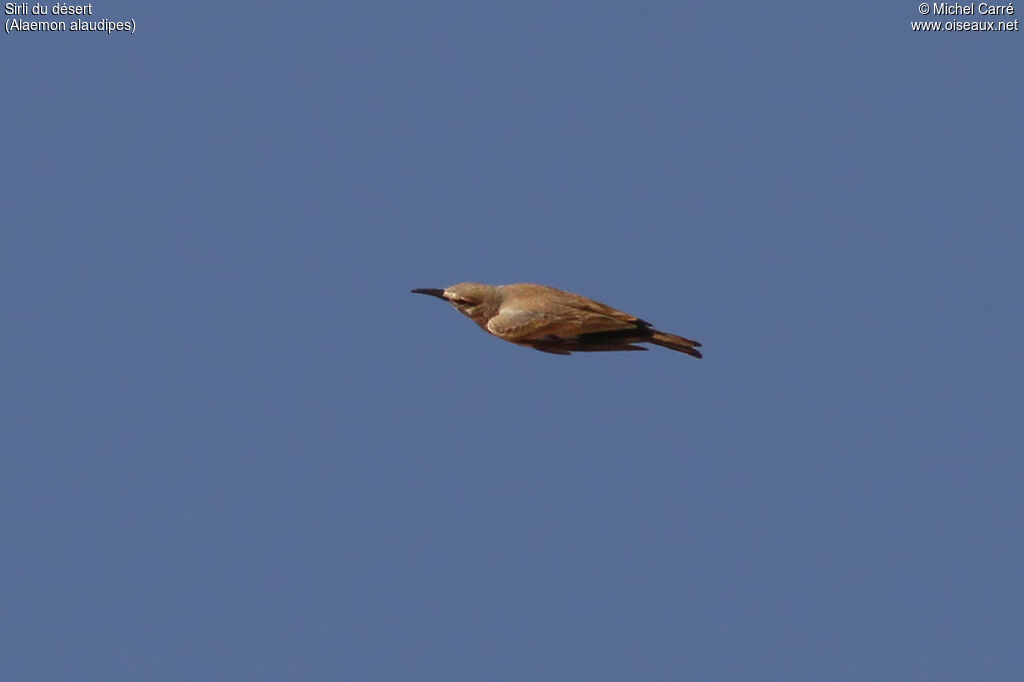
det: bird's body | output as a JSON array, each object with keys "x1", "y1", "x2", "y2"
[{"x1": 411, "y1": 282, "x2": 702, "y2": 357}]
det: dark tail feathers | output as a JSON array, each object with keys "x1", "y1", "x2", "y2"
[{"x1": 649, "y1": 331, "x2": 702, "y2": 358}]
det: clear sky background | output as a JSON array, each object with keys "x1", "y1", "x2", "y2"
[{"x1": 3, "y1": 2, "x2": 1022, "y2": 680}]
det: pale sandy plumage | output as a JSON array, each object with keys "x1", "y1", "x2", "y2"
[{"x1": 411, "y1": 282, "x2": 702, "y2": 357}]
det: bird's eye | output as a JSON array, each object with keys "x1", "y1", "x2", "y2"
[{"x1": 452, "y1": 298, "x2": 473, "y2": 306}]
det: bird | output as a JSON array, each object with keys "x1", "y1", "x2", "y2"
[{"x1": 411, "y1": 282, "x2": 701, "y2": 357}]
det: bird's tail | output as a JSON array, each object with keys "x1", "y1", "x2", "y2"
[{"x1": 649, "y1": 330, "x2": 702, "y2": 358}]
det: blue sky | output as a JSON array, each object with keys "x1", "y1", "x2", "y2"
[{"x1": 3, "y1": 3, "x2": 1022, "y2": 680}]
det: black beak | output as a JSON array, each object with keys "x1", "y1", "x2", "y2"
[{"x1": 411, "y1": 288, "x2": 446, "y2": 300}]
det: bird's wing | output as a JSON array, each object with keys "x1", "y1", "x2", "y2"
[
  {"x1": 488, "y1": 286, "x2": 701, "y2": 356},
  {"x1": 485, "y1": 309, "x2": 562, "y2": 341},
  {"x1": 558, "y1": 293, "x2": 645, "y2": 323},
  {"x1": 550, "y1": 299, "x2": 651, "y2": 333},
  {"x1": 486, "y1": 306, "x2": 648, "y2": 342},
  {"x1": 507, "y1": 285, "x2": 647, "y2": 321}
]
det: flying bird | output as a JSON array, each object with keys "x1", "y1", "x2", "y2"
[{"x1": 411, "y1": 282, "x2": 702, "y2": 357}]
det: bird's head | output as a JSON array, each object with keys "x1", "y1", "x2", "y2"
[{"x1": 411, "y1": 282, "x2": 501, "y2": 325}]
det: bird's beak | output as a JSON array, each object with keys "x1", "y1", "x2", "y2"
[{"x1": 411, "y1": 288, "x2": 446, "y2": 300}]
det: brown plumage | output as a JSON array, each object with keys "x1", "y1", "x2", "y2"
[{"x1": 411, "y1": 282, "x2": 702, "y2": 358}]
